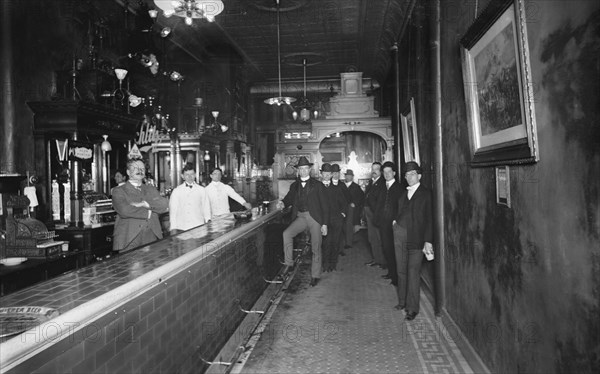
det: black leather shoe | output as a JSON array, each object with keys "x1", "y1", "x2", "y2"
[
  {"x1": 381, "y1": 274, "x2": 391, "y2": 279},
  {"x1": 365, "y1": 260, "x2": 376, "y2": 266},
  {"x1": 310, "y1": 278, "x2": 319, "y2": 287},
  {"x1": 394, "y1": 304, "x2": 405, "y2": 311},
  {"x1": 405, "y1": 311, "x2": 418, "y2": 321}
]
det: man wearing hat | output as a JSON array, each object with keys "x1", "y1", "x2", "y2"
[
  {"x1": 277, "y1": 156, "x2": 329, "y2": 286},
  {"x1": 392, "y1": 161, "x2": 433, "y2": 321},
  {"x1": 373, "y1": 161, "x2": 403, "y2": 286},
  {"x1": 340, "y1": 168, "x2": 365, "y2": 253},
  {"x1": 330, "y1": 164, "x2": 343, "y2": 188},
  {"x1": 320, "y1": 163, "x2": 347, "y2": 272}
]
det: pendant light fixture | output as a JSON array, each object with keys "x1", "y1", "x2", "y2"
[
  {"x1": 264, "y1": 0, "x2": 296, "y2": 106},
  {"x1": 292, "y1": 58, "x2": 314, "y2": 122}
]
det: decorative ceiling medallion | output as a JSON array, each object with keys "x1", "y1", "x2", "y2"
[
  {"x1": 283, "y1": 52, "x2": 326, "y2": 67},
  {"x1": 249, "y1": 0, "x2": 310, "y2": 12}
]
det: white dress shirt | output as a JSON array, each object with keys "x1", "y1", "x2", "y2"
[
  {"x1": 386, "y1": 179, "x2": 396, "y2": 190},
  {"x1": 169, "y1": 183, "x2": 212, "y2": 231},
  {"x1": 407, "y1": 182, "x2": 420, "y2": 200},
  {"x1": 205, "y1": 181, "x2": 248, "y2": 216}
]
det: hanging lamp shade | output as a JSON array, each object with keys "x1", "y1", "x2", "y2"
[{"x1": 264, "y1": 0, "x2": 295, "y2": 106}]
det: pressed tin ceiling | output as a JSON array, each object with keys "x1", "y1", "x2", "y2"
[{"x1": 137, "y1": 0, "x2": 414, "y2": 86}]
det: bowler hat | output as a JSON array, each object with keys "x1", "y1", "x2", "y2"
[
  {"x1": 295, "y1": 156, "x2": 313, "y2": 167},
  {"x1": 403, "y1": 161, "x2": 422, "y2": 174},
  {"x1": 344, "y1": 169, "x2": 354, "y2": 176},
  {"x1": 331, "y1": 164, "x2": 340, "y2": 172},
  {"x1": 321, "y1": 163, "x2": 333, "y2": 172}
]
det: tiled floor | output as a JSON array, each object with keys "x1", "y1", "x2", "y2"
[{"x1": 239, "y1": 230, "x2": 475, "y2": 374}]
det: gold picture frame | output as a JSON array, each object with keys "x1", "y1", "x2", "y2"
[
  {"x1": 460, "y1": 0, "x2": 539, "y2": 167},
  {"x1": 401, "y1": 97, "x2": 420, "y2": 165}
]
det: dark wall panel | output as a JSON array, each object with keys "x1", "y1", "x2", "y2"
[{"x1": 434, "y1": 1, "x2": 600, "y2": 373}]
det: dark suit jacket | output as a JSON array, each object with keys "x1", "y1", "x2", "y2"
[
  {"x1": 341, "y1": 182, "x2": 365, "y2": 225},
  {"x1": 373, "y1": 180, "x2": 403, "y2": 227},
  {"x1": 323, "y1": 183, "x2": 347, "y2": 223},
  {"x1": 394, "y1": 184, "x2": 433, "y2": 250},
  {"x1": 112, "y1": 182, "x2": 169, "y2": 250},
  {"x1": 282, "y1": 178, "x2": 330, "y2": 226},
  {"x1": 365, "y1": 176, "x2": 385, "y2": 210}
]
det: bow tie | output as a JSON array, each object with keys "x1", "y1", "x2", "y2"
[{"x1": 186, "y1": 184, "x2": 193, "y2": 188}]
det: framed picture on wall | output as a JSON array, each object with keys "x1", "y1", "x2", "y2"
[
  {"x1": 460, "y1": 0, "x2": 539, "y2": 167},
  {"x1": 495, "y1": 166, "x2": 511, "y2": 207},
  {"x1": 401, "y1": 97, "x2": 420, "y2": 165}
]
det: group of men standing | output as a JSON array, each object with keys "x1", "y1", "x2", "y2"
[
  {"x1": 111, "y1": 159, "x2": 251, "y2": 253},
  {"x1": 278, "y1": 157, "x2": 366, "y2": 286},
  {"x1": 278, "y1": 157, "x2": 433, "y2": 321}
]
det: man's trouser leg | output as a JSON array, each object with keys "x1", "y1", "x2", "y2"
[
  {"x1": 329, "y1": 218, "x2": 343, "y2": 267},
  {"x1": 393, "y1": 224, "x2": 408, "y2": 307},
  {"x1": 282, "y1": 215, "x2": 308, "y2": 266},
  {"x1": 406, "y1": 249, "x2": 424, "y2": 313},
  {"x1": 343, "y1": 205, "x2": 355, "y2": 247},
  {"x1": 379, "y1": 221, "x2": 397, "y2": 285},
  {"x1": 365, "y1": 207, "x2": 385, "y2": 264},
  {"x1": 301, "y1": 212, "x2": 323, "y2": 279}
]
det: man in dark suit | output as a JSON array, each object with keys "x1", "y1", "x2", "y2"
[
  {"x1": 393, "y1": 161, "x2": 433, "y2": 321},
  {"x1": 320, "y1": 163, "x2": 347, "y2": 272},
  {"x1": 373, "y1": 161, "x2": 402, "y2": 286},
  {"x1": 277, "y1": 157, "x2": 329, "y2": 286},
  {"x1": 364, "y1": 162, "x2": 386, "y2": 267},
  {"x1": 340, "y1": 169, "x2": 365, "y2": 252},
  {"x1": 112, "y1": 159, "x2": 169, "y2": 252}
]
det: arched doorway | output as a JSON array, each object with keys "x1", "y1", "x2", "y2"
[{"x1": 318, "y1": 131, "x2": 386, "y2": 187}]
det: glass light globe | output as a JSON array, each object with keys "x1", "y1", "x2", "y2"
[
  {"x1": 101, "y1": 135, "x2": 112, "y2": 152},
  {"x1": 114, "y1": 68, "x2": 128, "y2": 81}
]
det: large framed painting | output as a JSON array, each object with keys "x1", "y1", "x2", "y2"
[
  {"x1": 401, "y1": 97, "x2": 420, "y2": 165},
  {"x1": 460, "y1": 0, "x2": 539, "y2": 167}
]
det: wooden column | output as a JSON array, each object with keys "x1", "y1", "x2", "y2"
[{"x1": 0, "y1": 0, "x2": 16, "y2": 173}]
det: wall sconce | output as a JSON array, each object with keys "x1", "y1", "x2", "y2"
[
  {"x1": 168, "y1": 71, "x2": 183, "y2": 82},
  {"x1": 128, "y1": 95, "x2": 145, "y2": 108},
  {"x1": 160, "y1": 27, "x2": 172, "y2": 38},
  {"x1": 211, "y1": 111, "x2": 228, "y2": 133},
  {"x1": 204, "y1": 150, "x2": 211, "y2": 161}
]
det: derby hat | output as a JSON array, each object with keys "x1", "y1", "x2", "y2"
[
  {"x1": 321, "y1": 163, "x2": 333, "y2": 172},
  {"x1": 344, "y1": 169, "x2": 354, "y2": 176},
  {"x1": 331, "y1": 164, "x2": 341, "y2": 172},
  {"x1": 295, "y1": 156, "x2": 313, "y2": 167},
  {"x1": 403, "y1": 161, "x2": 422, "y2": 174}
]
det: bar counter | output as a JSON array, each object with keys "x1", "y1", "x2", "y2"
[{"x1": 0, "y1": 205, "x2": 286, "y2": 374}]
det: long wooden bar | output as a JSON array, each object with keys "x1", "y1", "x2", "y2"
[{"x1": 0, "y1": 205, "x2": 286, "y2": 373}]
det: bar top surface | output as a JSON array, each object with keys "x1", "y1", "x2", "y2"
[{"x1": 0, "y1": 208, "x2": 281, "y2": 314}]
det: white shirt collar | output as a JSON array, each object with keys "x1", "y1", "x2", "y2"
[
  {"x1": 386, "y1": 179, "x2": 395, "y2": 187},
  {"x1": 129, "y1": 180, "x2": 142, "y2": 188},
  {"x1": 372, "y1": 176, "x2": 380, "y2": 183},
  {"x1": 407, "y1": 182, "x2": 420, "y2": 191},
  {"x1": 345, "y1": 181, "x2": 352, "y2": 187},
  {"x1": 300, "y1": 177, "x2": 310, "y2": 182}
]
